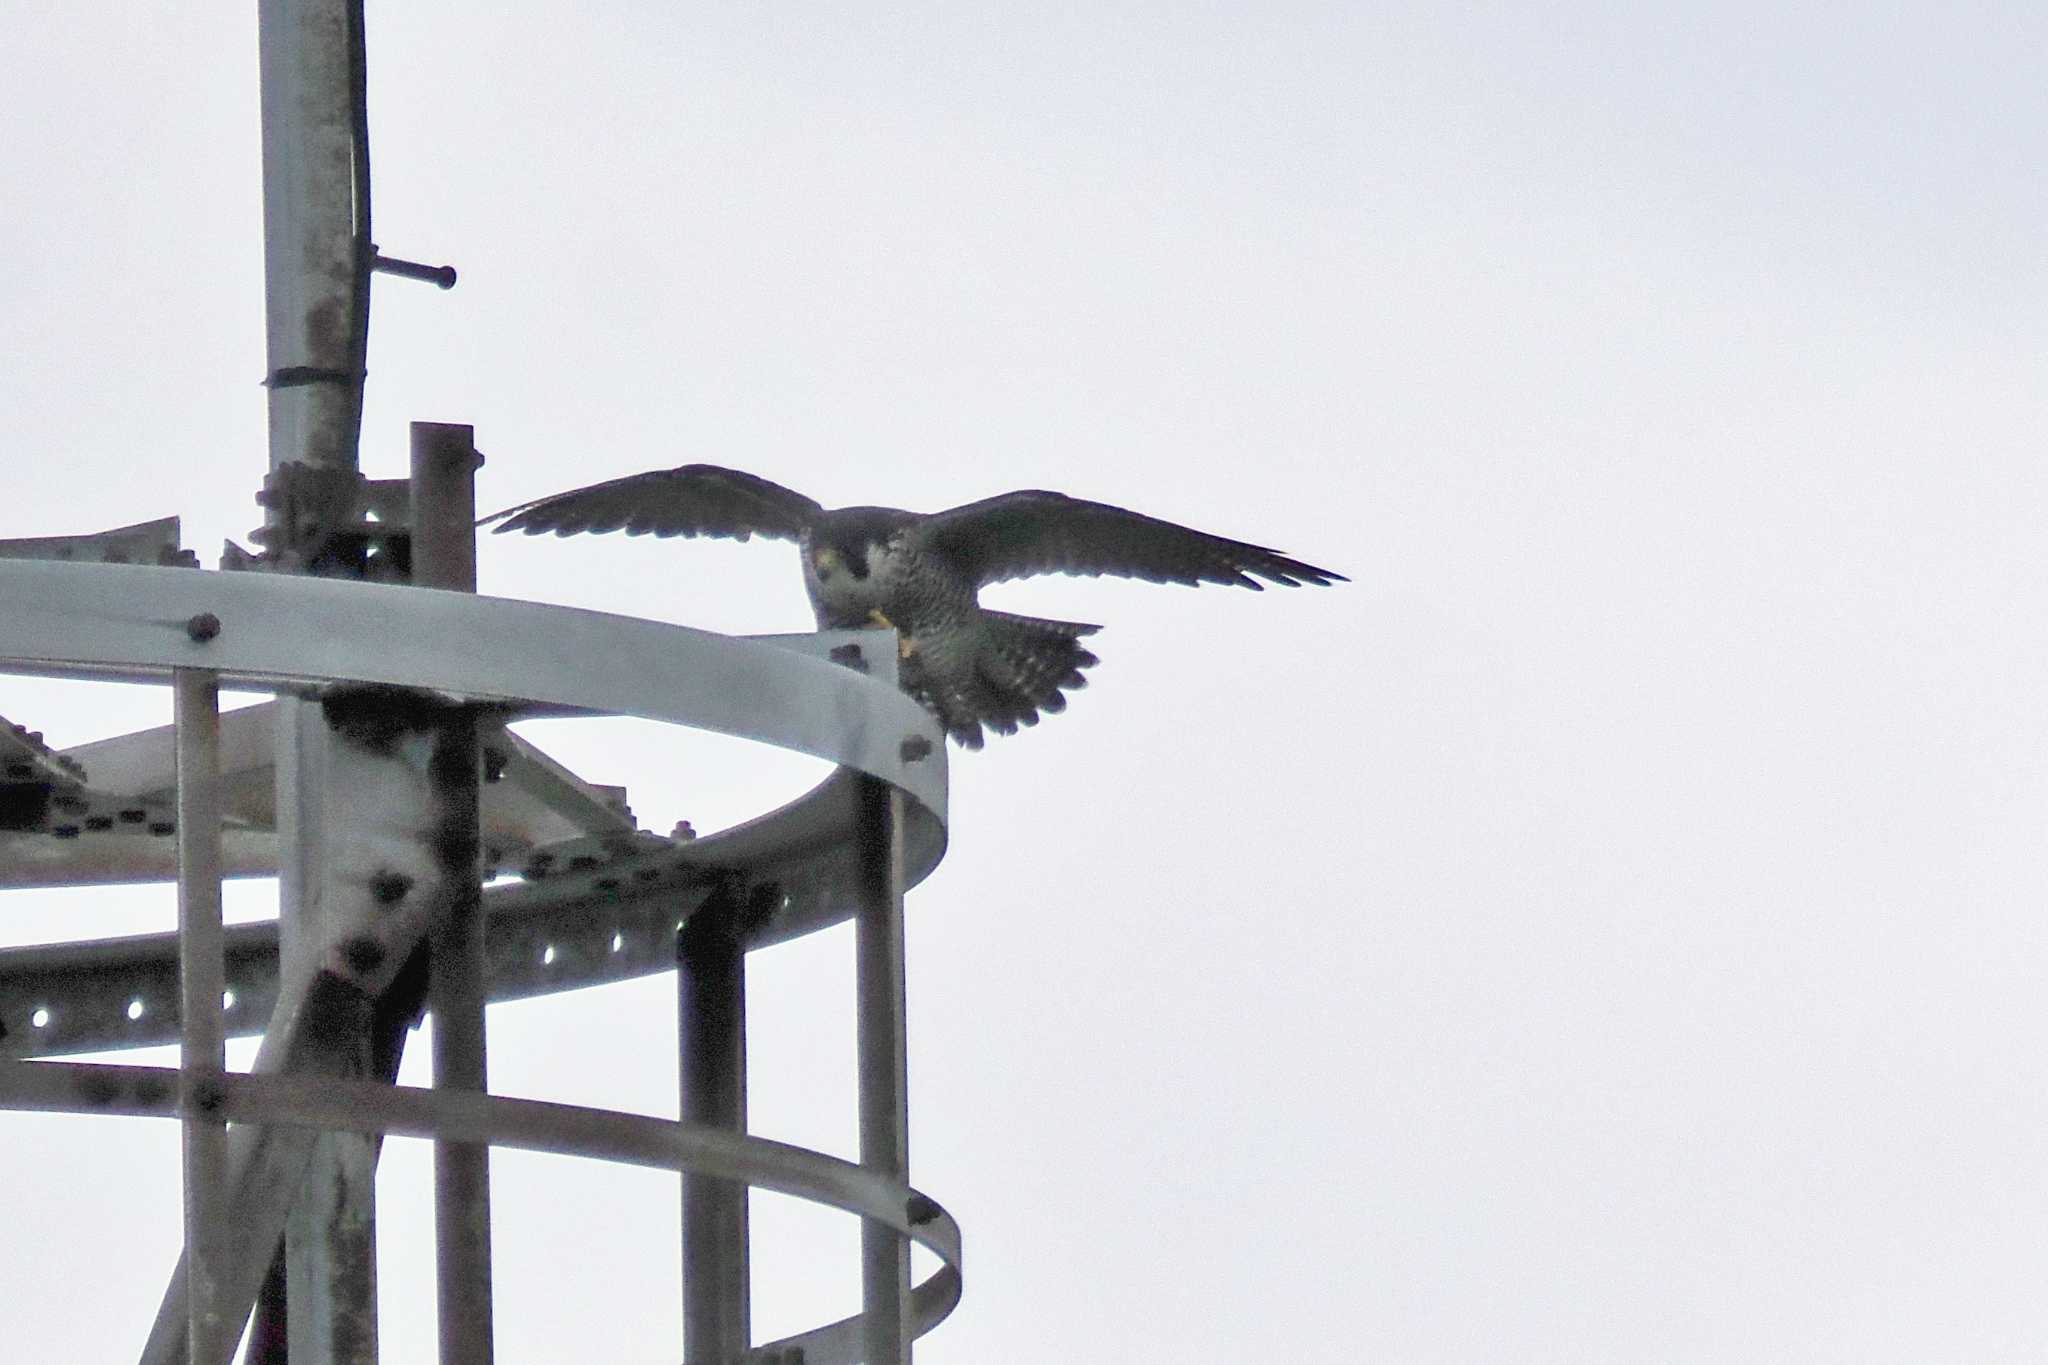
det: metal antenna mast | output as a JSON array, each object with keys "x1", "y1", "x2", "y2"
[{"x1": 259, "y1": 3, "x2": 402, "y2": 1359}]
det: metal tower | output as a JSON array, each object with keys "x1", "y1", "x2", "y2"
[{"x1": 0, "y1": 3, "x2": 957, "y2": 1361}]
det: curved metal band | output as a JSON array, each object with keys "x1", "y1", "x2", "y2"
[
  {"x1": 0, "y1": 560, "x2": 956, "y2": 1357},
  {"x1": 0, "y1": 559, "x2": 946, "y2": 828},
  {"x1": 1, "y1": 764, "x2": 946, "y2": 1057},
  {"x1": 0, "y1": 1059, "x2": 961, "y2": 1361},
  {"x1": 0, "y1": 564, "x2": 950, "y2": 1054}
]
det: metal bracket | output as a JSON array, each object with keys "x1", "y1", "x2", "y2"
[{"x1": 234, "y1": 464, "x2": 414, "y2": 580}]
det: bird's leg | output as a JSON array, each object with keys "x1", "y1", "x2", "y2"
[{"x1": 865, "y1": 608, "x2": 918, "y2": 659}]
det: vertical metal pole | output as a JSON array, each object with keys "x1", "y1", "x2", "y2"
[
  {"x1": 678, "y1": 902, "x2": 750, "y2": 1363},
  {"x1": 275, "y1": 691, "x2": 383, "y2": 1365},
  {"x1": 176, "y1": 669, "x2": 231, "y2": 1365},
  {"x1": 855, "y1": 776, "x2": 913, "y2": 1364},
  {"x1": 412, "y1": 422, "x2": 496, "y2": 1365},
  {"x1": 410, "y1": 422, "x2": 480, "y2": 591},
  {"x1": 284, "y1": 1124, "x2": 379, "y2": 1365},
  {"x1": 260, "y1": 1, "x2": 374, "y2": 1361},
  {"x1": 259, "y1": 0, "x2": 363, "y2": 478}
]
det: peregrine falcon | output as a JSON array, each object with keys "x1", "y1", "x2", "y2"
[{"x1": 484, "y1": 465, "x2": 1344, "y2": 747}]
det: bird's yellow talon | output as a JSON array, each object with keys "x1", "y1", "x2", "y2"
[
  {"x1": 898, "y1": 634, "x2": 918, "y2": 660},
  {"x1": 867, "y1": 608, "x2": 897, "y2": 630}
]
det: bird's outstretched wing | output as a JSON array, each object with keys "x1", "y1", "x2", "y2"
[
  {"x1": 481, "y1": 465, "x2": 824, "y2": 542},
  {"x1": 918, "y1": 490, "x2": 1345, "y2": 590}
]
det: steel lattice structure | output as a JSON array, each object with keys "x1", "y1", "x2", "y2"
[{"x1": 0, "y1": 4, "x2": 953, "y2": 1361}]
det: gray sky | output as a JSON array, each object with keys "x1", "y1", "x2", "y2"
[{"x1": 3, "y1": 2, "x2": 2045, "y2": 1360}]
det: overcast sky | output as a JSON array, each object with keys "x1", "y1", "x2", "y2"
[{"x1": 3, "y1": 3, "x2": 2045, "y2": 1361}]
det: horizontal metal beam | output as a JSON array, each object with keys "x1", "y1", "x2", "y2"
[
  {"x1": 0, "y1": 763, "x2": 947, "y2": 1058},
  {"x1": 0, "y1": 561, "x2": 944, "y2": 824},
  {"x1": 0, "y1": 516, "x2": 193, "y2": 566},
  {"x1": 0, "y1": 703, "x2": 638, "y2": 889}
]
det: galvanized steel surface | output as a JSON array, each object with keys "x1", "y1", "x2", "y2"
[
  {"x1": 0, "y1": 1059, "x2": 964, "y2": 1361},
  {"x1": 413, "y1": 422, "x2": 497, "y2": 1365},
  {"x1": 255, "y1": 0, "x2": 363, "y2": 476},
  {"x1": 856, "y1": 777, "x2": 915, "y2": 1362},
  {"x1": 0, "y1": 516, "x2": 195, "y2": 567},
  {"x1": 173, "y1": 669, "x2": 231, "y2": 1365},
  {"x1": 0, "y1": 559, "x2": 945, "y2": 820},
  {"x1": 0, "y1": 700, "x2": 638, "y2": 888},
  {"x1": 0, "y1": 763, "x2": 949, "y2": 1058},
  {"x1": 0, "y1": 558, "x2": 947, "y2": 1045},
  {"x1": 678, "y1": 907, "x2": 753, "y2": 1362},
  {"x1": 0, "y1": 554, "x2": 958, "y2": 1358}
]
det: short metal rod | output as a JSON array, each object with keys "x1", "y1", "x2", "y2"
[
  {"x1": 370, "y1": 252, "x2": 458, "y2": 289},
  {"x1": 175, "y1": 668, "x2": 232, "y2": 1365},
  {"x1": 678, "y1": 901, "x2": 751, "y2": 1363},
  {"x1": 854, "y1": 775, "x2": 913, "y2": 1364},
  {"x1": 413, "y1": 421, "x2": 495, "y2": 1365}
]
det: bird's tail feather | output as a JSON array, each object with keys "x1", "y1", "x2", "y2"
[{"x1": 950, "y1": 610, "x2": 1100, "y2": 748}]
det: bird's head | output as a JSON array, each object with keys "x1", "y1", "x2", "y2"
[
  {"x1": 810, "y1": 540, "x2": 872, "y2": 581},
  {"x1": 814, "y1": 508, "x2": 912, "y2": 581}
]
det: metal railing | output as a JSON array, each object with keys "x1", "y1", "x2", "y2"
[{"x1": 0, "y1": 551, "x2": 955, "y2": 1364}]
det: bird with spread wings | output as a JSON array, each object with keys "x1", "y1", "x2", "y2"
[{"x1": 484, "y1": 465, "x2": 1344, "y2": 747}]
